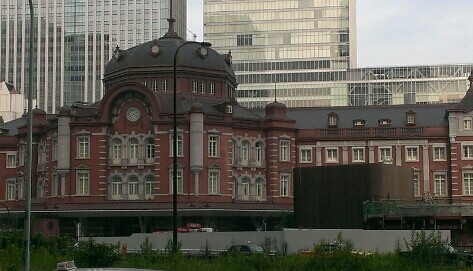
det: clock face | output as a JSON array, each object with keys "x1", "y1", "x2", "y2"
[
  {"x1": 151, "y1": 45, "x2": 160, "y2": 55},
  {"x1": 199, "y1": 47, "x2": 208, "y2": 57},
  {"x1": 126, "y1": 107, "x2": 141, "y2": 122}
]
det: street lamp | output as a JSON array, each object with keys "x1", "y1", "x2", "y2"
[
  {"x1": 172, "y1": 37, "x2": 210, "y2": 253},
  {"x1": 24, "y1": 1, "x2": 35, "y2": 270}
]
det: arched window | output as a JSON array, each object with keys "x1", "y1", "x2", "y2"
[
  {"x1": 240, "y1": 177, "x2": 250, "y2": 200},
  {"x1": 232, "y1": 177, "x2": 237, "y2": 199},
  {"x1": 37, "y1": 179, "x2": 45, "y2": 199},
  {"x1": 129, "y1": 176, "x2": 139, "y2": 196},
  {"x1": 146, "y1": 138, "x2": 155, "y2": 160},
  {"x1": 129, "y1": 138, "x2": 139, "y2": 160},
  {"x1": 145, "y1": 176, "x2": 154, "y2": 196},
  {"x1": 111, "y1": 138, "x2": 122, "y2": 162},
  {"x1": 112, "y1": 176, "x2": 122, "y2": 195},
  {"x1": 255, "y1": 178, "x2": 264, "y2": 201},
  {"x1": 38, "y1": 144, "x2": 46, "y2": 166},
  {"x1": 255, "y1": 141, "x2": 263, "y2": 164},
  {"x1": 231, "y1": 140, "x2": 236, "y2": 165},
  {"x1": 241, "y1": 141, "x2": 250, "y2": 166}
]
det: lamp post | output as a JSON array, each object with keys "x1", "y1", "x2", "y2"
[
  {"x1": 24, "y1": 1, "x2": 35, "y2": 270},
  {"x1": 172, "y1": 39, "x2": 210, "y2": 253}
]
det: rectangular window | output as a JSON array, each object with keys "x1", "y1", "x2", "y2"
[
  {"x1": 6, "y1": 154, "x2": 17, "y2": 168},
  {"x1": 52, "y1": 138, "x2": 58, "y2": 161},
  {"x1": 112, "y1": 144, "x2": 121, "y2": 160},
  {"x1": 145, "y1": 181, "x2": 153, "y2": 195},
  {"x1": 6, "y1": 180, "x2": 16, "y2": 200},
  {"x1": 152, "y1": 80, "x2": 158, "y2": 91},
  {"x1": 413, "y1": 172, "x2": 420, "y2": 196},
  {"x1": 463, "y1": 145, "x2": 473, "y2": 159},
  {"x1": 280, "y1": 139, "x2": 290, "y2": 161},
  {"x1": 146, "y1": 140, "x2": 155, "y2": 159},
  {"x1": 463, "y1": 172, "x2": 473, "y2": 195},
  {"x1": 434, "y1": 173, "x2": 447, "y2": 196},
  {"x1": 329, "y1": 116, "x2": 338, "y2": 126},
  {"x1": 200, "y1": 81, "x2": 206, "y2": 93},
  {"x1": 129, "y1": 140, "x2": 138, "y2": 159},
  {"x1": 433, "y1": 146, "x2": 446, "y2": 161},
  {"x1": 407, "y1": 114, "x2": 415, "y2": 124},
  {"x1": 170, "y1": 133, "x2": 183, "y2": 157},
  {"x1": 406, "y1": 147, "x2": 419, "y2": 161},
  {"x1": 51, "y1": 174, "x2": 58, "y2": 197},
  {"x1": 464, "y1": 118, "x2": 472, "y2": 130},
  {"x1": 241, "y1": 142, "x2": 249, "y2": 166},
  {"x1": 208, "y1": 135, "x2": 218, "y2": 158},
  {"x1": 300, "y1": 148, "x2": 312, "y2": 163},
  {"x1": 326, "y1": 148, "x2": 338, "y2": 163},
  {"x1": 352, "y1": 147, "x2": 365, "y2": 162},
  {"x1": 129, "y1": 182, "x2": 139, "y2": 195},
  {"x1": 162, "y1": 79, "x2": 168, "y2": 91},
  {"x1": 77, "y1": 171, "x2": 89, "y2": 195},
  {"x1": 280, "y1": 174, "x2": 289, "y2": 196},
  {"x1": 77, "y1": 136, "x2": 90, "y2": 159},
  {"x1": 256, "y1": 181, "x2": 263, "y2": 198},
  {"x1": 170, "y1": 169, "x2": 183, "y2": 194},
  {"x1": 17, "y1": 178, "x2": 24, "y2": 200},
  {"x1": 208, "y1": 170, "x2": 219, "y2": 194},
  {"x1": 192, "y1": 80, "x2": 198, "y2": 92},
  {"x1": 18, "y1": 146, "x2": 25, "y2": 166},
  {"x1": 379, "y1": 147, "x2": 392, "y2": 162},
  {"x1": 209, "y1": 82, "x2": 215, "y2": 95},
  {"x1": 236, "y1": 34, "x2": 253, "y2": 46}
]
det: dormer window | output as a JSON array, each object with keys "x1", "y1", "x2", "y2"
[
  {"x1": 226, "y1": 105, "x2": 233, "y2": 114},
  {"x1": 406, "y1": 110, "x2": 416, "y2": 126},
  {"x1": 328, "y1": 112, "x2": 338, "y2": 128},
  {"x1": 378, "y1": 119, "x2": 391, "y2": 127},
  {"x1": 353, "y1": 119, "x2": 365, "y2": 128}
]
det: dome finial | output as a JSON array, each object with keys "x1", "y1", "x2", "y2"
[{"x1": 164, "y1": 0, "x2": 179, "y2": 38}]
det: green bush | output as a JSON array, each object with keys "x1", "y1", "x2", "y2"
[
  {"x1": 72, "y1": 239, "x2": 121, "y2": 267},
  {"x1": 403, "y1": 229, "x2": 448, "y2": 266}
]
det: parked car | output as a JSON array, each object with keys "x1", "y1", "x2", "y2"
[
  {"x1": 222, "y1": 244, "x2": 265, "y2": 256},
  {"x1": 299, "y1": 242, "x2": 372, "y2": 256}
]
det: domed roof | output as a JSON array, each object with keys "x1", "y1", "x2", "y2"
[
  {"x1": 58, "y1": 105, "x2": 72, "y2": 116},
  {"x1": 33, "y1": 107, "x2": 46, "y2": 115},
  {"x1": 104, "y1": 35, "x2": 233, "y2": 77}
]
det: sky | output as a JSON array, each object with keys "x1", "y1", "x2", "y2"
[{"x1": 187, "y1": 0, "x2": 473, "y2": 68}]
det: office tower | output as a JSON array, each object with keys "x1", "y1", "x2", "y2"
[
  {"x1": 204, "y1": 0, "x2": 357, "y2": 107},
  {"x1": 0, "y1": 0, "x2": 186, "y2": 113},
  {"x1": 204, "y1": 1, "x2": 472, "y2": 108}
]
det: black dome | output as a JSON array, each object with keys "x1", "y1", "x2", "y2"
[{"x1": 104, "y1": 36, "x2": 234, "y2": 77}]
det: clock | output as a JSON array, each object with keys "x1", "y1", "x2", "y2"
[
  {"x1": 198, "y1": 46, "x2": 208, "y2": 57},
  {"x1": 126, "y1": 107, "x2": 141, "y2": 122},
  {"x1": 150, "y1": 44, "x2": 161, "y2": 56}
]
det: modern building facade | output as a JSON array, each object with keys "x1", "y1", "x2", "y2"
[
  {"x1": 204, "y1": 0, "x2": 356, "y2": 107},
  {"x1": 238, "y1": 64, "x2": 473, "y2": 108},
  {"x1": 204, "y1": 1, "x2": 473, "y2": 108},
  {"x1": 0, "y1": 0, "x2": 186, "y2": 114}
]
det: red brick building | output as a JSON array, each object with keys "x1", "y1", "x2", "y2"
[{"x1": 1, "y1": 24, "x2": 473, "y2": 241}]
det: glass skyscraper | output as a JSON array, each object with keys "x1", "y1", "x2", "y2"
[
  {"x1": 204, "y1": 0, "x2": 472, "y2": 108},
  {"x1": 204, "y1": 0, "x2": 357, "y2": 107},
  {"x1": 0, "y1": 0, "x2": 186, "y2": 113}
]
